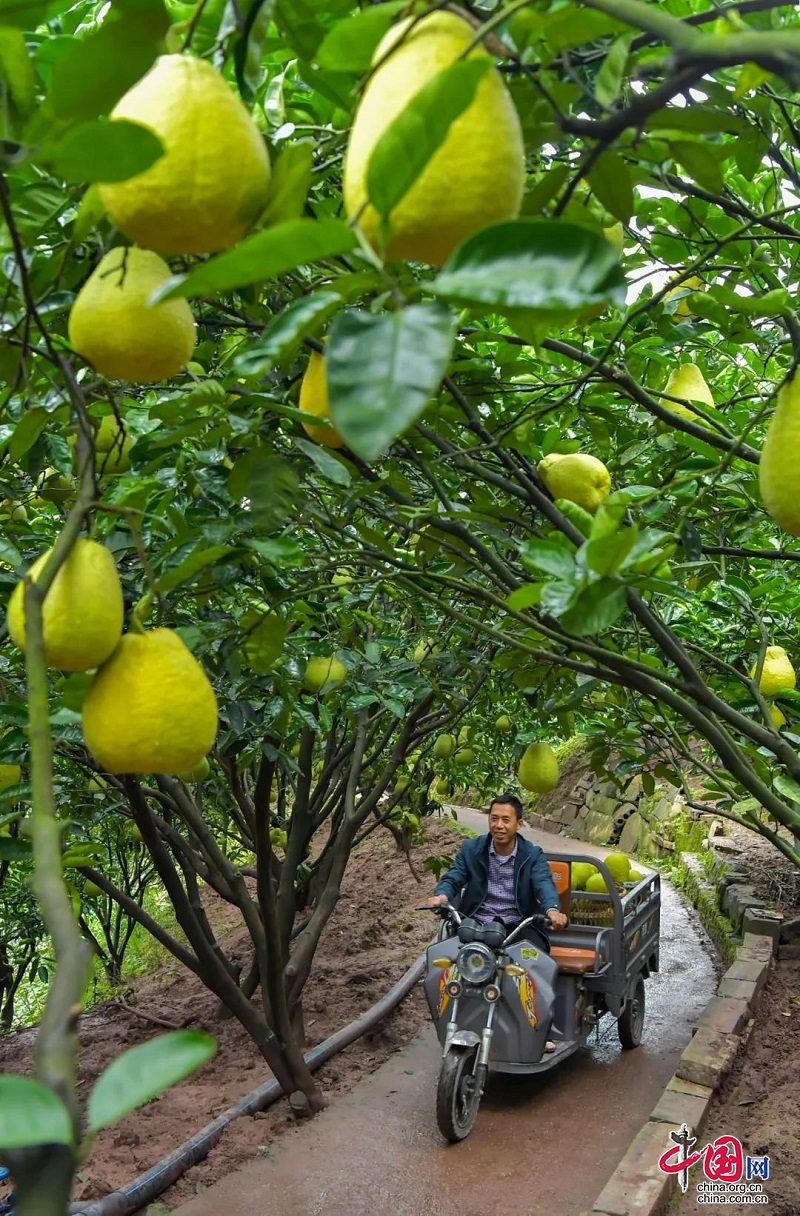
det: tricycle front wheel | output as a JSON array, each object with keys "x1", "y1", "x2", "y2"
[
  {"x1": 618, "y1": 974, "x2": 645, "y2": 1049},
  {"x1": 436, "y1": 1045, "x2": 481, "y2": 1142}
]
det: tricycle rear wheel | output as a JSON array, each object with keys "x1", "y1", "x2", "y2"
[
  {"x1": 436, "y1": 1045, "x2": 481, "y2": 1142},
  {"x1": 618, "y1": 974, "x2": 645, "y2": 1049}
]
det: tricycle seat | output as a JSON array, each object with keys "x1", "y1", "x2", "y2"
[{"x1": 550, "y1": 945, "x2": 597, "y2": 975}]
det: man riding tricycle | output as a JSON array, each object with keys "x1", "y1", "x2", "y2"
[{"x1": 422, "y1": 793, "x2": 660, "y2": 1141}]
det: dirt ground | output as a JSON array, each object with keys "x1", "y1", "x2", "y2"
[
  {"x1": 672, "y1": 822, "x2": 800, "y2": 1216},
  {"x1": 0, "y1": 818, "x2": 463, "y2": 1210}
]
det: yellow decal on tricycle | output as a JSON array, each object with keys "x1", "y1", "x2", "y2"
[
  {"x1": 514, "y1": 971, "x2": 538, "y2": 1028},
  {"x1": 437, "y1": 965, "x2": 457, "y2": 1018}
]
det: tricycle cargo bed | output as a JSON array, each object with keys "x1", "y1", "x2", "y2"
[{"x1": 545, "y1": 853, "x2": 660, "y2": 1000}]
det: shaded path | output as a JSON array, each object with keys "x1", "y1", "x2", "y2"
[{"x1": 173, "y1": 815, "x2": 717, "y2": 1216}]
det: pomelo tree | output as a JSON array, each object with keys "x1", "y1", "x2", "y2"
[{"x1": 4, "y1": 0, "x2": 800, "y2": 1211}]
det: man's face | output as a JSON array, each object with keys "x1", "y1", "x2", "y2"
[{"x1": 488, "y1": 802, "x2": 520, "y2": 848}]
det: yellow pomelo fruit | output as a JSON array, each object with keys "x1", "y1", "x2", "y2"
[
  {"x1": 343, "y1": 12, "x2": 525, "y2": 266},
  {"x1": 538, "y1": 453, "x2": 611, "y2": 513},
  {"x1": 303, "y1": 655, "x2": 347, "y2": 693},
  {"x1": 570, "y1": 861, "x2": 594, "y2": 890},
  {"x1": 87, "y1": 774, "x2": 109, "y2": 794},
  {"x1": 82, "y1": 629, "x2": 219, "y2": 774},
  {"x1": 769, "y1": 705, "x2": 787, "y2": 730},
  {"x1": 95, "y1": 414, "x2": 134, "y2": 475},
  {"x1": 0, "y1": 764, "x2": 21, "y2": 795},
  {"x1": 84, "y1": 880, "x2": 103, "y2": 898},
  {"x1": 413, "y1": 638, "x2": 438, "y2": 663},
  {"x1": 0, "y1": 501, "x2": 27, "y2": 523},
  {"x1": 298, "y1": 351, "x2": 344, "y2": 448},
  {"x1": 178, "y1": 756, "x2": 211, "y2": 781},
  {"x1": 129, "y1": 823, "x2": 143, "y2": 842},
  {"x1": 760, "y1": 371, "x2": 800, "y2": 536},
  {"x1": 453, "y1": 747, "x2": 474, "y2": 765},
  {"x1": 661, "y1": 364, "x2": 714, "y2": 422},
  {"x1": 603, "y1": 222, "x2": 624, "y2": 253},
  {"x1": 517, "y1": 741, "x2": 559, "y2": 793},
  {"x1": 7, "y1": 538, "x2": 124, "y2": 671},
  {"x1": 585, "y1": 872, "x2": 609, "y2": 893},
  {"x1": 495, "y1": 713, "x2": 512, "y2": 733},
  {"x1": 750, "y1": 645, "x2": 796, "y2": 696},
  {"x1": 433, "y1": 733, "x2": 456, "y2": 760},
  {"x1": 664, "y1": 275, "x2": 704, "y2": 318},
  {"x1": 395, "y1": 774, "x2": 410, "y2": 793},
  {"x1": 604, "y1": 851, "x2": 631, "y2": 882},
  {"x1": 628, "y1": 867, "x2": 645, "y2": 883},
  {"x1": 432, "y1": 776, "x2": 452, "y2": 799},
  {"x1": 68, "y1": 247, "x2": 196, "y2": 383},
  {"x1": 98, "y1": 55, "x2": 271, "y2": 255}
]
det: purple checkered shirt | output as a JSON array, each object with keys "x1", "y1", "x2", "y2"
[{"x1": 476, "y1": 838, "x2": 520, "y2": 924}]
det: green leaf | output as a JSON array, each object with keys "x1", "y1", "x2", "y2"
[
  {"x1": 0, "y1": 0, "x2": 68, "y2": 27},
  {"x1": 156, "y1": 545, "x2": 231, "y2": 595},
  {"x1": 366, "y1": 57, "x2": 491, "y2": 219},
  {"x1": 249, "y1": 453, "x2": 302, "y2": 531},
  {"x1": 585, "y1": 527, "x2": 637, "y2": 577},
  {"x1": 432, "y1": 220, "x2": 627, "y2": 318},
  {"x1": 87, "y1": 1030, "x2": 216, "y2": 1135},
  {"x1": 0, "y1": 1077, "x2": 72, "y2": 1147},
  {"x1": 773, "y1": 773, "x2": 800, "y2": 806},
  {"x1": 316, "y1": 2, "x2": 403, "y2": 71},
  {"x1": 241, "y1": 609, "x2": 286, "y2": 673},
  {"x1": 0, "y1": 535, "x2": 22, "y2": 569},
  {"x1": 233, "y1": 0, "x2": 276, "y2": 101},
  {"x1": 294, "y1": 436, "x2": 352, "y2": 485},
  {"x1": 506, "y1": 584, "x2": 542, "y2": 612},
  {"x1": 154, "y1": 218, "x2": 358, "y2": 301},
  {"x1": 258, "y1": 141, "x2": 314, "y2": 228},
  {"x1": 40, "y1": 118, "x2": 163, "y2": 184},
  {"x1": 521, "y1": 162, "x2": 569, "y2": 216},
  {"x1": 47, "y1": 0, "x2": 170, "y2": 123},
  {"x1": 8, "y1": 407, "x2": 48, "y2": 461},
  {"x1": 0, "y1": 26, "x2": 36, "y2": 125},
  {"x1": 558, "y1": 579, "x2": 627, "y2": 636},
  {"x1": 519, "y1": 540, "x2": 576, "y2": 579},
  {"x1": 0, "y1": 835, "x2": 32, "y2": 860},
  {"x1": 586, "y1": 150, "x2": 634, "y2": 223},
  {"x1": 235, "y1": 293, "x2": 341, "y2": 376},
  {"x1": 594, "y1": 34, "x2": 631, "y2": 108},
  {"x1": 326, "y1": 303, "x2": 455, "y2": 462},
  {"x1": 669, "y1": 140, "x2": 724, "y2": 193}
]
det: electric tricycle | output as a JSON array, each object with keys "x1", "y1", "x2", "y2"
[{"x1": 422, "y1": 853, "x2": 660, "y2": 1141}]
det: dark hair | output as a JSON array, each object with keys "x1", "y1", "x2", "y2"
[{"x1": 488, "y1": 792, "x2": 524, "y2": 821}]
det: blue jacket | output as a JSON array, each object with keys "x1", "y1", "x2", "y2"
[{"x1": 434, "y1": 833, "x2": 561, "y2": 920}]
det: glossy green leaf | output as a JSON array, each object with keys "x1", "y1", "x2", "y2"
[
  {"x1": 506, "y1": 584, "x2": 542, "y2": 612},
  {"x1": 519, "y1": 540, "x2": 576, "y2": 580},
  {"x1": 366, "y1": 57, "x2": 491, "y2": 219},
  {"x1": 259, "y1": 141, "x2": 314, "y2": 228},
  {"x1": 241, "y1": 609, "x2": 286, "y2": 673},
  {"x1": 294, "y1": 436, "x2": 352, "y2": 485},
  {"x1": 587, "y1": 150, "x2": 634, "y2": 223},
  {"x1": 233, "y1": 0, "x2": 276, "y2": 100},
  {"x1": 558, "y1": 579, "x2": 627, "y2": 636},
  {"x1": 8, "y1": 407, "x2": 48, "y2": 461},
  {"x1": 0, "y1": 0, "x2": 69, "y2": 26},
  {"x1": 0, "y1": 26, "x2": 35, "y2": 125},
  {"x1": 0, "y1": 1077, "x2": 72, "y2": 1147},
  {"x1": 316, "y1": 2, "x2": 403, "y2": 71},
  {"x1": 669, "y1": 140, "x2": 724, "y2": 194},
  {"x1": 235, "y1": 293, "x2": 341, "y2": 376},
  {"x1": 773, "y1": 773, "x2": 800, "y2": 805},
  {"x1": 156, "y1": 545, "x2": 231, "y2": 595},
  {"x1": 87, "y1": 1030, "x2": 216, "y2": 1135},
  {"x1": 154, "y1": 219, "x2": 358, "y2": 301},
  {"x1": 433, "y1": 220, "x2": 627, "y2": 317},
  {"x1": 40, "y1": 118, "x2": 163, "y2": 183},
  {"x1": 47, "y1": 0, "x2": 170, "y2": 122},
  {"x1": 249, "y1": 453, "x2": 302, "y2": 532},
  {"x1": 326, "y1": 303, "x2": 455, "y2": 462},
  {"x1": 585, "y1": 527, "x2": 638, "y2": 577},
  {"x1": 0, "y1": 835, "x2": 32, "y2": 860}
]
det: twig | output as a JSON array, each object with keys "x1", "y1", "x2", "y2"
[{"x1": 113, "y1": 998, "x2": 190, "y2": 1031}]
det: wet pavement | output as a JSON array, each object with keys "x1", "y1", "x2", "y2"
[{"x1": 173, "y1": 814, "x2": 717, "y2": 1216}]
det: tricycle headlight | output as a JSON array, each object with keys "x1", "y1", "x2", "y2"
[{"x1": 456, "y1": 941, "x2": 495, "y2": 985}]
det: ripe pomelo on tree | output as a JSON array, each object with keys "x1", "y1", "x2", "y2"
[
  {"x1": 433, "y1": 734, "x2": 456, "y2": 760},
  {"x1": 99, "y1": 55, "x2": 271, "y2": 255},
  {"x1": 660, "y1": 363, "x2": 714, "y2": 422},
  {"x1": 750, "y1": 645, "x2": 796, "y2": 696},
  {"x1": 68, "y1": 247, "x2": 196, "y2": 383},
  {"x1": 178, "y1": 756, "x2": 211, "y2": 782},
  {"x1": 298, "y1": 351, "x2": 345, "y2": 448},
  {"x1": 495, "y1": 713, "x2": 512, "y2": 733},
  {"x1": 7, "y1": 538, "x2": 124, "y2": 672},
  {"x1": 302, "y1": 655, "x2": 347, "y2": 693},
  {"x1": 84, "y1": 880, "x2": 103, "y2": 898},
  {"x1": 343, "y1": 11, "x2": 525, "y2": 266},
  {"x1": 82, "y1": 628, "x2": 219, "y2": 775},
  {"x1": 537, "y1": 453, "x2": 611, "y2": 513},
  {"x1": 517, "y1": 741, "x2": 559, "y2": 793},
  {"x1": 760, "y1": 370, "x2": 800, "y2": 537}
]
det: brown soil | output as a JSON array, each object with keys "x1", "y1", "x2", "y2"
[
  {"x1": 0, "y1": 819, "x2": 463, "y2": 1210},
  {"x1": 672, "y1": 820, "x2": 800, "y2": 1216}
]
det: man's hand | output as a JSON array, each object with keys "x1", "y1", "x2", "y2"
[
  {"x1": 428, "y1": 894, "x2": 448, "y2": 907},
  {"x1": 547, "y1": 908, "x2": 568, "y2": 930}
]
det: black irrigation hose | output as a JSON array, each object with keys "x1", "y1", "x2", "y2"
[{"x1": 68, "y1": 953, "x2": 426, "y2": 1216}]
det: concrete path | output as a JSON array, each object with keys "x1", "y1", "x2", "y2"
[{"x1": 172, "y1": 815, "x2": 716, "y2": 1216}]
